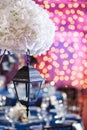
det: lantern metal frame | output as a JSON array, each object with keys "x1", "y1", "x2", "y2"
[{"x1": 12, "y1": 50, "x2": 44, "y2": 117}]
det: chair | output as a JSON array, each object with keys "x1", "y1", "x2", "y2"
[
  {"x1": 43, "y1": 123, "x2": 73, "y2": 130},
  {"x1": 57, "y1": 86, "x2": 84, "y2": 117}
]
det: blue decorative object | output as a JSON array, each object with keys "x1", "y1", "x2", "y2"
[{"x1": 12, "y1": 50, "x2": 44, "y2": 117}]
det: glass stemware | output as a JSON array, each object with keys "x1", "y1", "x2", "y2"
[
  {"x1": 5, "y1": 107, "x2": 17, "y2": 130},
  {"x1": 50, "y1": 94, "x2": 67, "y2": 123},
  {"x1": 41, "y1": 97, "x2": 51, "y2": 126},
  {"x1": 0, "y1": 95, "x2": 6, "y2": 106}
]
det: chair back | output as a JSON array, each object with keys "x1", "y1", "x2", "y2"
[
  {"x1": 43, "y1": 123, "x2": 73, "y2": 130},
  {"x1": 57, "y1": 86, "x2": 83, "y2": 117}
]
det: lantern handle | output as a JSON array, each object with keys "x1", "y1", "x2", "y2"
[{"x1": 26, "y1": 49, "x2": 31, "y2": 66}]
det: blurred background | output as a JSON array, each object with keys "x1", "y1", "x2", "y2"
[{"x1": 0, "y1": 0, "x2": 87, "y2": 130}]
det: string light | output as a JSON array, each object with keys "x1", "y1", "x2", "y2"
[{"x1": 35, "y1": 0, "x2": 87, "y2": 89}]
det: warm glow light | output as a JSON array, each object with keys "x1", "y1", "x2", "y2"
[
  {"x1": 60, "y1": 71, "x2": 65, "y2": 75},
  {"x1": 47, "y1": 65, "x2": 52, "y2": 70},
  {"x1": 53, "y1": 61, "x2": 59, "y2": 68},
  {"x1": 60, "y1": 48, "x2": 65, "y2": 53},
  {"x1": 48, "y1": 58, "x2": 52, "y2": 62},
  {"x1": 73, "y1": 15, "x2": 78, "y2": 20},
  {"x1": 82, "y1": 46, "x2": 87, "y2": 52},
  {"x1": 43, "y1": 0, "x2": 48, "y2": 4},
  {"x1": 73, "y1": 3, "x2": 79, "y2": 8},
  {"x1": 63, "y1": 60, "x2": 69, "y2": 66},
  {"x1": 51, "y1": 3, "x2": 55, "y2": 8},
  {"x1": 58, "y1": 3, "x2": 65, "y2": 9},
  {"x1": 54, "y1": 41, "x2": 59, "y2": 47},
  {"x1": 61, "y1": 20, "x2": 66, "y2": 25},
  {"x1": 82, "y1": 38, "x2": 87, "y2": 43},
  {"x1": 70, "y1": 76, "x2": 75, "y2": 80},
  {"x1": 54, "y1": 9, "x2": 59, "y2": 14},
  {"x1": 80, "y1": 80, "x2": 84, "y2": 85},
  {"x1": 64, "y1": 42, "x2": 69, "y2": 47},
  {"x1": 83, "y1": 84, "x2": 87, "y2": 89},
  {"x1": 37, "y1": 0, "x2": 42, "y2": 2},
  {"x1": 68, "y1": 4, "x2": 73, "y2": 8},
  {"x1": 43, "y1": 56, "x2": 48, "y2": 61},
  {"x1": 66, "y1": 69, "x2": 71, "y2": 74},
  {"x1": 55, "y1": 69, "x2": 60, "y2": 75},
  {"x1": 70, "y1": 59, "x2": 75, "y2": 64},
  {"x1": 54, "y1": 17, "x2": 60, "y2": 23},
  {"x1": 84, "y1": 79, "x2": 87, "y2": 84},
  {"x1": 60, "y1": 26, "x2": 65, "y2": 31},
  {"x1": 60, "y1": 76, "x2": 64, "y2": 81},
  {"x1": 68, "y1": 47, "x2": 74, "y2": 53},
  {"x1": 73, "y1": 43, "x2": 79, "y2": 50},
  {"x1": 81, "y1": 4, "x2": 86, "y2": 8},
  {"x1": 71, "y1": 71, "x2": 76, "y2": 76},
  {"x1": 77, "y1": 73, "x2": 83, "y2": 78},
  {"x1": 54, "y1": 76, "x2": 59, "y2": 82},
  {"x1": 45, "y1": 73, "x2": 50, "y2": 78},
  {"x1": 60, "y1": 53, "x2": 68, "y2": 59},
  {"x1": 42, "y1": 68, "x2": 47, "y2": 74},
  {"x1": 55, "y1": 26, "x2": 59, "y2": 31},
  {"x1": 51, "y1": 47, "x2": 56, "y2": 52},
  {"x1": 70, "y1": 9, "x2": 75, "y2": 14},
  {"x1": 45, "y1": 4, "x2": 50, "y2": 9},
  {"x1": 79, "y1": 66, "x2": 84, "y2": 71},
  {"x1": 65, "y1": 76, "x2": 69, "y2": 81},
  {"x1": 72, "y1": 54, "x2": 78, "y2": 59},
  {"x1": 77, "y1": 24, "x2": 82, "y2": 30},
  {"x1": 84, "y1": 62, "x2": 87, "y2": 68},
  {"x1": 35, "y1": 0, "x2": 87, "y2": 89},
  {"x1": 63, "y1": 65, "x2": 68, "y2": 70},
  {"x1": 51, "y1": 53, "x2": 58, "y2": 60},
  {"x1": 58, "y1": 11, "x2": 63, "y2": 16},
  {"x1": 83, "y1": 26, "x2": 87, "y2": 31},
  {"x1": 68, "y1": 25, "x2": 75, "y2": 30},
  {"x1": 65, "y1": 10, "x2": 70, "y2": 15},
  {"x1": 78, "y1": 17, "x2": 84, "y2": 22},
  {"x1": 39, "y1": 62, "x2": 45, "y2": 69},
  {"x1": 73, "y1": 32, "x2": 79, "y2": 37},
  {"x1": 80, "y1": 32, "x2": 84, "y2": 37},
  {"x1": 68, "y1": 17, "x2": 73, "y2": 22},
  {"x1": 40, "y1": 4, "x2": 45, "y2": 9},
  {"x1": 71, "y1": 80, "x2": 79, "y2": 86},
  {"x1": 78, "y1": 51, "x2": 84, "y2": 57}
]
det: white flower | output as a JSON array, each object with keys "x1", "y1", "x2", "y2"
[{"x1": 0, "y1": 0, "x2": 55, "y2": 55}]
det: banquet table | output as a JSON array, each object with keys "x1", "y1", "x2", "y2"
[
  {"x1": 0, "y1": 88, "x2": 64, "y2": 107},
  {"x1": 0, "y1": 88, "x2": 84, "y2": 130},
  {"x1": 0, "y1": 108, "x2": 84, "y2": 130}
]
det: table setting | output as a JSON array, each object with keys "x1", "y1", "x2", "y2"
[
  {"x1": 0, "y1": 85, "x2": 84, "y2": 130},
  {"x1": 0, "y1": 0, "x2": 85, "y2": 130},
  {"x1": 0, "y1": 104, "x2": 84, "y2": 130}
]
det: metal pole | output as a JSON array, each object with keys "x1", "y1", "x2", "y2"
[{"x1": 26, "y1": 49, "x2": 31, "y2": 117}]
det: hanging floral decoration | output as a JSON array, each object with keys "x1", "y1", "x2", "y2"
[{"x1": 0, "y1": 0, "x2": 55, "y2": 55}]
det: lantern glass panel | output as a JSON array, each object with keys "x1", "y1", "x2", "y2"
[
  {"x1": 15, "y1": 81, "x2": 42, "y2": 102},
  {"x1": 16, "y1": 83, "x2": 26, "y2": 100},
  {"x1": 31, "y1": 81, "x2": 42, "y2": 99}
]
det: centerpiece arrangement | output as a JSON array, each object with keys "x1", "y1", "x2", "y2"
[
  {"x1": 0, "y1": 0, "x2": 55, "y2": 55},
  {"x1": 0, "y1": 0, "x2": 55, "y2": 119}
]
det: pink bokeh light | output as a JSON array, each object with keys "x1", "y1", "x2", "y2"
[{"x1": 34, "y1": 0, "x2": 87, "y2": 89}]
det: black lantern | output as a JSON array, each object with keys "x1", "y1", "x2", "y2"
[{"x1": 12, "y1": 51, "x2": 44, "y2": 117}]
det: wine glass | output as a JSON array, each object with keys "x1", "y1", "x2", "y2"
[
  {"x1": 54, "y1": 101, "x2": 67, "y2": 123},
  {"x1": 0, "y1": 95, "x2": 6, "y2": 106},
  {"x1": 5, "y1": 107, "x2": 17, "y2": 130},
  {"x1": 41, "y1": 97, "x2": 51, "y2": 126}
]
